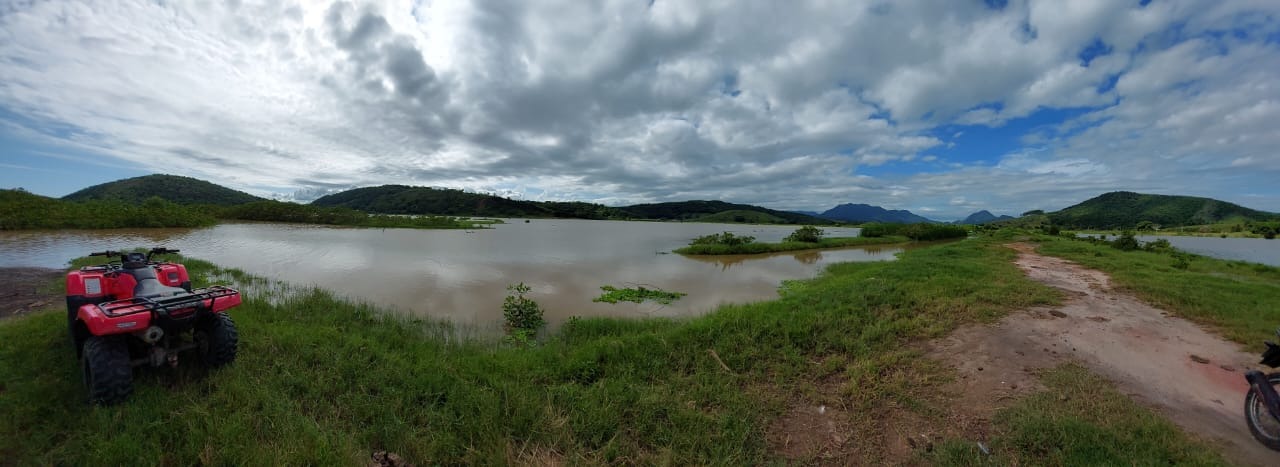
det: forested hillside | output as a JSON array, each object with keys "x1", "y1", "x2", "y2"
[
  {"x1": 1, "y1": 189, "x2": 215, "y2": 230},
  {"x1": 62, "y1": 174, "x2": 264, "y2": 205},
  {"x1": 1048, "y1": 191, "x2": 1277, "y2": 228}
]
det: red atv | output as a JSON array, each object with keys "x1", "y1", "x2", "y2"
[{"x1": 65, "y1": 248, "x2": 242, "y2": 404}]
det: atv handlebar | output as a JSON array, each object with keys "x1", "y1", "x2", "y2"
[{"x1": 87, "y1": 248, "x2": 180, "y2": 260}]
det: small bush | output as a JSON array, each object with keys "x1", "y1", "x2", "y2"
[
  {"x1": 1143, "y1": 238, "x2": 1172, "y2": 253},
  {"x1": 784, "y1": 226, "x2": 825, "y2": 243},
  {"x1": 689, "y1": 232, "x2": 755, "y2": 246},
  {"x1": 1171, "y1": 252, "x2": 1191, "y2": 270},
  {"x1": 1111, "y1": 231, "x2": 1140, "y2": 251}
]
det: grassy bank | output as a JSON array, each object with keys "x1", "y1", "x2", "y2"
[
  {"x1": 0, "y1": 237, "x2": 1227, "y2": 464},
  {"x1": 1034, "y1": 234, "x2": 1280, "y2": 345},
  {"x1": 673, "y1": 235, "x2": 907, "y2": 255}
]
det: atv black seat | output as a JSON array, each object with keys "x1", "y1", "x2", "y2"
[
  {"x1": 126, "y1": 266, "x2": 189, "y2": 299},
  {"x1": 123, "y1": 252, "x2": 149, "y2": 270}
]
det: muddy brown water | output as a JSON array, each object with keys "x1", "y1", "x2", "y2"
[{"x1": 0, "y1": 220, "x2": 922, "y2": 330}]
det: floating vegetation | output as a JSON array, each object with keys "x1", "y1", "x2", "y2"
[{"x1": 593, "y1": 285, "x2": 687, "y2": 305}]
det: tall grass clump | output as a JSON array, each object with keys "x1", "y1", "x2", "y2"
[{"x1": 860, "y1": 222, "x2": 968, "y2": 241}]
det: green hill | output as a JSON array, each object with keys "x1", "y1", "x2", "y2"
[
  {"x1": 310, "y1": 185, "x2": 626, "y2": 219},
  {"x1": 620, "y1": 200, "x2": 834, "y2": 225},
  {"x1": 312, "y1": 186, "x2": 831, "y2": 224},
  {"x1": 311, "y1": 185, "x2": 528, "y2": 216},
  {"x1": 1048, "y1": 191, "x2": 1277, "y2": 229},
  {"x1": 63, "y1": 174, "x2": 265, "y2": 206},
  {"x1": 1, "y1": 188, "x2": 214, "y2": 230},
  {"x1": 693, "y1": 209, "x2": 788, "y2": 224}
]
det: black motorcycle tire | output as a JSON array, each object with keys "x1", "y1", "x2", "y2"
[{"x1": 1245, "y1": 373, "x2": 1280, "y2": 451}]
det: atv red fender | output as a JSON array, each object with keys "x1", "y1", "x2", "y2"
[{"x1": 75, "y1": 287, "x2": 242, "y2": 336}]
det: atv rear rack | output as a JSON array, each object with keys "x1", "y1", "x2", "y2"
[{"x1": 94, "y1": 286, "x2": 240, "y2": 318}]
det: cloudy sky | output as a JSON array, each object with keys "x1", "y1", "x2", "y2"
[{"x1": 1, "y1": 0, "x2": 1278, "y2": 220}]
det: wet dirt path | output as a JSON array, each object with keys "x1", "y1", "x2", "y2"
[
  {"x1": 0, "y1": 267, "x2": 62, "y2": 320},
  {"x1": 929, "y1": 243, "x2": 1277, "y2": 466}
]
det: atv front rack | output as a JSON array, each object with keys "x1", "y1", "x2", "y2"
[{"x1": 94, "y1": 286, "x2": 240, "y2": 318}]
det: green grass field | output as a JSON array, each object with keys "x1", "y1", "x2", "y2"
[
  {"x1": 933, "y1": 364, "x2": 1227, "y2": 465},
  {"x1": 0, "y1": 235, "x2": 1246, "y2": 464}
]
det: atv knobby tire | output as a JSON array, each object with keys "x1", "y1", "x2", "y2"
[
  {"x1": 81, "y1": 336, "x2": 132, "y2": 405},
  {"x1": 196, "y1": 313, "x2": 238, "y2": 368}
]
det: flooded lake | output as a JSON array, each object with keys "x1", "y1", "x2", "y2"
[
  {"x1": 0, "y1": 220, "x2": 916, "y2": 328},
  {"x1": 1078, "y1": 233, "x2": 1280, "y2": 266}
]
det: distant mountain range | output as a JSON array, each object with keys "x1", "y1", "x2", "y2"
[
  {"x1": 48, "y1": 175, "x2": 1279, "y2": 229},
  {"x1": 954, "y1": 210, "x2": 1015, "y2": 225},
  {"x1": 817, "y1": 203, "x2": 936, "y2": 223}
]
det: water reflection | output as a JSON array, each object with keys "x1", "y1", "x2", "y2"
[
  {"x1": 1, "y1": 220, "x2": 904, "y2": 330},
  {"x1": 794, "y1": 250, "x2": 822, "y2": 265},
  {"x1": 1076, "y1": 233, "x2": 1280, "y2": 266}
]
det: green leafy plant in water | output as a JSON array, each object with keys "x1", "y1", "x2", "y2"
[
  {"x1": 593, "y1": 285, "x2": 687, "y2": 305},
  {"x1": 502, "y1": 282, "x2": 545, "y2": 336}
]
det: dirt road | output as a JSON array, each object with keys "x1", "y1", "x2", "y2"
[{"x1": 930, "y1": 243, "x2": 1277, "y2": 466}]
